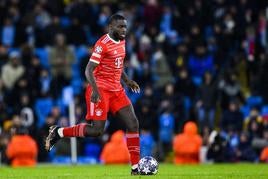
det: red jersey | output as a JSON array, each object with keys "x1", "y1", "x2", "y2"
[{"x1": 89, "y1": 34, "x2": 125, "y2": 91}]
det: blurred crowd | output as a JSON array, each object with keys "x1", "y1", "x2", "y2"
[{"x1": 1, "y1": 0, "x2": 268, "y2": 166}]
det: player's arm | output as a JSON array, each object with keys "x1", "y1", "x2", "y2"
[
  {"x1": 85, "y1": 61, "x2": 100, "y2": 103},
  {"x1": 121, "y1": 71, "x2": 140, "y2": 93}
]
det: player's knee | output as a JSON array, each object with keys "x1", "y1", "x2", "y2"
[{"x1": 84, "y1": 125, "x2": 103, "y2": 137}]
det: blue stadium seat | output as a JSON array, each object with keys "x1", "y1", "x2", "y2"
[
  {"x1": 52, "y1": 156, "x2": 99, "y2": 164},
  {"x1": 78, "y1": 156, "x2": 99, "y2": 164},
  {"x1": 34, "y1": 98, "x2": 53, "y2": 128},
  {"x1": 261, "y1": 105, "x2": 268, "y2": 115},
  {"x1": 7, "y1": 48, "x2": 20, "y2": 54},
  {"x1": 71, "y1": 78, "x2": 83, "y2": 95},
  {"x1": 246, "y1": 96, "x2": 263, "y2": 107},
  {"x1": 84, "y1": 143, "x2": 101, "y2": 161},
  {"x1": 240, "y1": 105, "x2": 251, "y2": 118},
  {"x1": 140, "y1": 132, "x2": 155, "y2": 158},
  {"x1": 60, "y1": 16, "x2": 71, "y2": 28},
  {"x1": 72, "y1": 64, "x2": 81, "y2": 79},
  {"x1": 75, "y1": 46, "x2": 88, "y2": 63},
  {"x1": 52, "y1": 156, "x2": 71, "y2": 164},
  {"x1": 192, "y1": 76, "x2": 202, "y2": 87},
  {"x1": 35, "y1": 47, "x2": 49, "y2": 68},
  {"x1": 55, "y1": 98, "x2": 67, "y2": 116}
]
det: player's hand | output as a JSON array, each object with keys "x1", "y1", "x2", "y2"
[
  {"x1": 126, "y1": 80, "x2": 140, "y2": 93},
  {"x1": 91, "y1": 90, "x2": 101, "y2": 103}
]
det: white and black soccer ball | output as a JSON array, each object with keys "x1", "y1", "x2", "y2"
[{"x1": 138, "y1": 156, "x2": 158, "y2": 175}]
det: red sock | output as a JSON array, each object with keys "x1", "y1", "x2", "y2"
[
  {"x1": 126, "y1": 132, "x2": 140, "y2": 166},
  {"x1": 62, "y1": 123, "x2": 86, "y2": 137}
]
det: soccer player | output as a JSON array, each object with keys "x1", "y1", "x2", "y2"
[{"x1": 45, "y1": 14, "x2": 141, "y2": 175}]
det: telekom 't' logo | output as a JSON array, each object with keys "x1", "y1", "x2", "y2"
[{"x1": 115, "y1": 57, "x2": 122, "y2": 68}]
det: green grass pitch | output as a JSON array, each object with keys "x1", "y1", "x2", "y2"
[{"x1": 1, "y1": 163, "x2": 268, "y2": 179}]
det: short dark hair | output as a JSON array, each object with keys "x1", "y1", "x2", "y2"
[{"x1": 108, "y1": 14, "x2": 126, "y2": 25}]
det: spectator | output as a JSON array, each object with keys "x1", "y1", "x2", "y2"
[
  {"x1": 257, "y1": 56, "x2": 268, "y2": 104},
  {"x1": 67, "y1": 18, "x2": 87, "y2": 46},
  {"x1": 100, "y1": 130, "x2": 129, "y2": 164},
  {"x1": 246, "y1": 111, "x2": 264, "y2": 139},
  {"x1": 25, "y1": 56, "x2": 43, "y2": 98},
  {"x1": 158, "y1": 102, "x2": 175, "y2": 160},
  {"x1": 252, "y1": 128, "x2": 268, "y2": 152},
  {"x1": 49, "y1": 33, "x2": 75, "y2": 98},
  {"x1": 44, "y1": 16, "x2": 65, "y2": 45},
  {"x1": 173, "y1": 121, "x2": 202, "y2": 164},
  {"x1": 207, "y1": 131, "x2": 228, "y2": 163},
  {"x1": 1, "y1": 51, "x2": 25, "y2": 90},
  {"x1": 260, "y1": 147, "x2": 268, "y2": 163},
  {"x1": 0, "y1": 45, "x2": 8, "y2": 68},
  {"x1": 196, "y1": 71, "x2": 218, "y2": 130},
  {"x1": 161, "y1": 83, "x2": 184, "y2": 132},
  {"x1": 39, "y1": 68, "x2": 51, "y2": 97},
  {"x1": 175, "y1": 68, "x2": 196, "y2": 121},
  {"x1": 6, "y1": 127, "x2": 38, "y2": 167},
  {"x1": 16, "y1": 93, "x2": 35, "y2": 129},
  {"x1": 244, "y1": 107, "x2": 263, "y2": 131},
  {"x1": 175, "y1": 67, "x2": 196, "y2": 100},
  {"x1": 221, "y1": 100, "x2": 244, "y2": 133},
  {"x1": 1, "y1": 17, "x2": 16, "y2": 47},
  {"x1": 235, "y1": 132, "x2": 257, "y2": 162},
  {"x1": 188, "y1": 43, "x2": 214, "y2": 79},
  {"x1": 151, "y1": 47, "x2": 173, "y2": 90},
  {"x1": 143, "y1": 0, "x2": 162, "y2": 29},
  {"x1": 218, "y1": 71, "x2": 244, "y2": 110}
]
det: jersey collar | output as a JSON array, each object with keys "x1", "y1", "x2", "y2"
[{"x1": 107, "y1": 34, "x2": 120, "y2": 44}]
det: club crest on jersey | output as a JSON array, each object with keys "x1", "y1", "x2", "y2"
[
  {"x1": 95, "y1": 109, "x2": 103, "y2": 116},
  {"x1": 95, "y1": 46, "x2": 102, "y2": 54}
]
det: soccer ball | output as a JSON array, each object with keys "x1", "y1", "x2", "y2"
[{"x1": 138, "y1": 156, "x2": 158, "y2": 175}]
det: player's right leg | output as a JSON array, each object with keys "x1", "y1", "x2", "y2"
[
  {"x1": 45, "y1": 120, "x2": 106, "y2": 151},
  {"x1": 45, "y1": 86, "x2": 108, "y2": 152}
]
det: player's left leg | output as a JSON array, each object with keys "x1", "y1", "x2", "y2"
[
  {"x1": 116, "y1": 105, "x2": 140, "y2": 175},
  {"x1": 110, "y1": 89, "x2": 140, "y2": 175}
]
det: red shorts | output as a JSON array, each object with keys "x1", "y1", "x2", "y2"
[{"x1": 85, "y1": 85, "x2": 131, "y2": 120}]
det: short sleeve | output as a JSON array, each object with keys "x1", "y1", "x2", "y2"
[{"x1": 89, "y1": 41, "x2": 106, "y2": 64}]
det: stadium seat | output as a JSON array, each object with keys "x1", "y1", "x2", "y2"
[
  {"x1": 75, "y1": 45, "x2": 88, "y2": 63},
  {"x1": 71, "y1": 78, "x2": 83, "y2": 95},
  {"x1": 140, "y1": 132, "x2": 155, "y2": 158},
  {"x1": 246, "y1": 96, "x2": 263, "y2": 107},
  {"x1": 84, "y1": 143, "x2": 101, "y2": 162},
  {"x1": 261, "y1": 105, "x2": 268, "y2": 115},
  {"x1": 55, "y1": 98, "x2": 67, "y2": 116},
  {"x1": 240, "y1": 105, "x2": 251, "y2": 118},
  {"x1": 35, "y1": 47, "x2": 49, "y2": 68},
  {"x1": 34, "y1": 98, "x2": 53, "y2": 128},
  {"x1": 60, "y1": 16, "x2": 71, "y2": 28},
  {"x1": 72, "y1": 64, "x2": 81, "y2": 78},
  {"x1": 192, "y1": 76, "x2": 202, "y2": 87},
  {"x1": 7, "y1": 47, "x2": 20, "y2": 54},
  {"x1": 53, "y1": 156, "x2": 99, "y2": 164},
  {"x1": 78, "y1": 156, "x2": 99, "y2": 164},
  {"x1": 52, "y1": 156, "x2": 71, "y2": 164}
]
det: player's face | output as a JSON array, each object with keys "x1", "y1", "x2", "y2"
[{"x1": 111, "y1": 19, "x2": 127, "y2": 40}]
